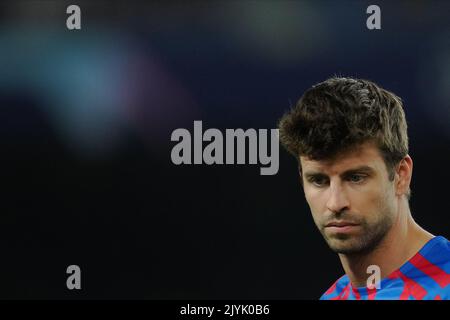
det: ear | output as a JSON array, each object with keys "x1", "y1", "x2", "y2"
[{"x1": 395, "y1": 155, "x2": 413, "y2": 197}]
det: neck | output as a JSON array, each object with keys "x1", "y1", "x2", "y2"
[{"x1": 338, "y1": 199, "x2": 434, "y2": 288}]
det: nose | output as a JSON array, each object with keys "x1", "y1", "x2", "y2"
[{"x1": 326, "y1": 182, "x2": 350, "y2": 214}]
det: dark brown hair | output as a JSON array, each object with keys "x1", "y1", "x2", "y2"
[{"x1": 278, "y1": 77, "x2": 408, "y2": 180}]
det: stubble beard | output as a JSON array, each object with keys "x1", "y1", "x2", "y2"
[{"x1": 319, "y1": 201, "x2": 396, "y2": 255}]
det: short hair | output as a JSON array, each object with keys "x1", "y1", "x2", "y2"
[{"x1": 278, "y1": 77, "x2": 409, "y2": 180}]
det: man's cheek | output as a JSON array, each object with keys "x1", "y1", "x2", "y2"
[
  {"x1": 308, "y1": 192, "x2": 326, "y2": 212},
  {"x1": 304, "y1": 186, "x2": 319, "y2": 204}
]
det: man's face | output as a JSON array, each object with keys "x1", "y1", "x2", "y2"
[{"x1": 300, "y1": 142, "x2": 398, "y2": 255}]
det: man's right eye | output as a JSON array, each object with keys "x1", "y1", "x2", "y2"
[{"x1": 308, "y1": 176, "x2": 329, "y2": 187}]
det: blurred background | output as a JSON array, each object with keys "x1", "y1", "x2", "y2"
[{"x1": 0, "y1": 0, "x2": 449, "y2": 299}]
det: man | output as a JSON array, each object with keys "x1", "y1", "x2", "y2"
[{"x1": 278, "y1": 77, "x2": 450, "y2": 300}]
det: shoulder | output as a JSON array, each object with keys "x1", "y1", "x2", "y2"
[
  {"x1": 320, "y1": 275, "x2": 350, "y2": 300},
  {"x1": 419, "y1": 236, "x2": 450, "y2": 272},
  {"x1": 406, "y1": 236, "x2": 450, "y2": 299}
]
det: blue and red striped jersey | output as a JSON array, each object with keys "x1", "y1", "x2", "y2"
[{"x1": 320, "y1": 236, "x2": 450, "y2": 300}]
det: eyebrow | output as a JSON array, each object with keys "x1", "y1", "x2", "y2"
[{"x1": 303, "y1": 165, "x2": 376, "y2": 180}]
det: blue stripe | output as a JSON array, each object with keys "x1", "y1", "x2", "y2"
[
  {"x1": 402, "y1": 261, "x2": 442, "y2": 299},
  {"x1": 420, "y1": 237, "x2": 450, "y2": 274}
]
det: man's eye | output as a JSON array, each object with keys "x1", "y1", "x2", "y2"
[
  {"x1": 348, "y1": 174, "x2": 366, "y2": 183},
  {"x1": 310, "y1": 177, "x2": 329, "y2": 187}
]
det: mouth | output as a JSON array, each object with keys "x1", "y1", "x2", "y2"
[{"x1": 324, "y1": 221, "x2": 360, "y2": 233}]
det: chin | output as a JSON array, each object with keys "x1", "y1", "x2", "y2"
[{"x1": 326, "y1": 237, "x2": 369, "y2": 255}]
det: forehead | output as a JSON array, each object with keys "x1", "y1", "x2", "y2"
[{"x1": 300, "y1": 142, "x2": 385, "y2": 174}]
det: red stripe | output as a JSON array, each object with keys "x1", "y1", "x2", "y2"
[
  {"x1": 367, "y1": 287, "x2": 377, "y2": 300},
  {"x1": 325, "y1": 280, "x2": 338, "y2": 295},
  {"x1": 434, "y1": 295, "x2": 442, "y2": 300},
  {"x1": 340, "y1": 283, "x2": 351, "y2": 300},
  {"x1": 409, "y1": 253, "x2": 450, "y2": 288},
  {"x1": 397, "y1": 270, "x2": 427, "y2": 300},
  {"x1": 332, "y1": 283, "x2": 350, "y2": 300},
  {"x1": 352, "y1": 285, "x2": 361, "y2": 300},
  {"x1": 324, "y1": 276, "x2": 347, "y2": 297},
  {"x1": 390, "y1": 271, "x2": 410, "y2": 300},
  {"x1": 329, "y1": 283, "x2": 348, "y2": 300}
]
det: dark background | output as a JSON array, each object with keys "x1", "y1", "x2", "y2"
[{"x1": 0, "y1": 0, "x2": 449, "y2": 299}]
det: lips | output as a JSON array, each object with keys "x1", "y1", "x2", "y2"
[
  {"x1": 325, "y1": 221, "x2": 360, "y2": 233},
  {"x1": 325, "y1": 221, "x2": 359, "y2": 228}
]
